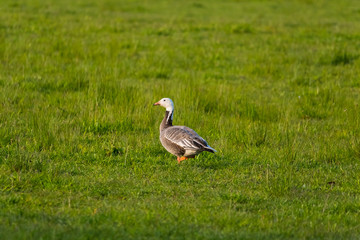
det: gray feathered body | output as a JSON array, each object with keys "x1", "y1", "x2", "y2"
[{"x1": 159, "y1": 111, "x2": 216, "y2": 157}]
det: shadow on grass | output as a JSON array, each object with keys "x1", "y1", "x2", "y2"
[{"x1": 189, "y1": 153, "x2": 233, "y2": 170}]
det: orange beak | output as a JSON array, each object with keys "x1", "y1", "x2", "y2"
[{"x1": 153, "y1": 101, "x2": 160, "y2": 106}]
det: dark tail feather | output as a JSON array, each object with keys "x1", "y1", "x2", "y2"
[{"x1": 204, "y1": 146, "x2": 216, "y2": 153}]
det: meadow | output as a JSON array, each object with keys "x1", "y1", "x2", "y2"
[{"x1": 1, "y1": 0, "x2": 360, "y2": 239}]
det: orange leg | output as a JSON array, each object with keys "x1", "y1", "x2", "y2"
[{"x1": 177, "y1": 156, "x2": 188, "y2": 163}]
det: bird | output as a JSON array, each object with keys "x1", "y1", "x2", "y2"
[{"x1": 153, "y1": 98, "x2": 216, "y2": 163}]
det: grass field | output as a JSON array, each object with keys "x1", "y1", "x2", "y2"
[{"x1": 1, "y1": 0, "x2": 360, "y2": 239}]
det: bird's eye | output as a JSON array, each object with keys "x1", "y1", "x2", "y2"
[{"x1": 163, "y1": 99, "x2": 166, "y2": 101}]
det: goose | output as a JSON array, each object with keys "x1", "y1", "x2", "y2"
[{"x1": 153, "y1": 98, "x2": 216, "y2": 163}]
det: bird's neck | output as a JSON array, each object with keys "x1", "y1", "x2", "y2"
[{"x1": 160, "y1": 110, "x2": 173, "y2": 132}]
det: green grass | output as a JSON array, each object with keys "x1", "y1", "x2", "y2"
[{"x1": 1, "y1": 0, "x2": 360, "y2": 239}]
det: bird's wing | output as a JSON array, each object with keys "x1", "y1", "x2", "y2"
[
  {"x1": 163, "y1": 126, "x2": 208, "y2": 150},
  {"x1": 178, "y1": 126, "x2": 209, "y2": 146}
]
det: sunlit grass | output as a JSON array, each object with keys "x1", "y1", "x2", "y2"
[{"x1": 1, "y1": 0, "x2": 360, "y2": 239}]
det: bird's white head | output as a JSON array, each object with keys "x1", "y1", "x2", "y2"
[{"x1": 153, "y1": 98, "x2": 174, "y2": 112}]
